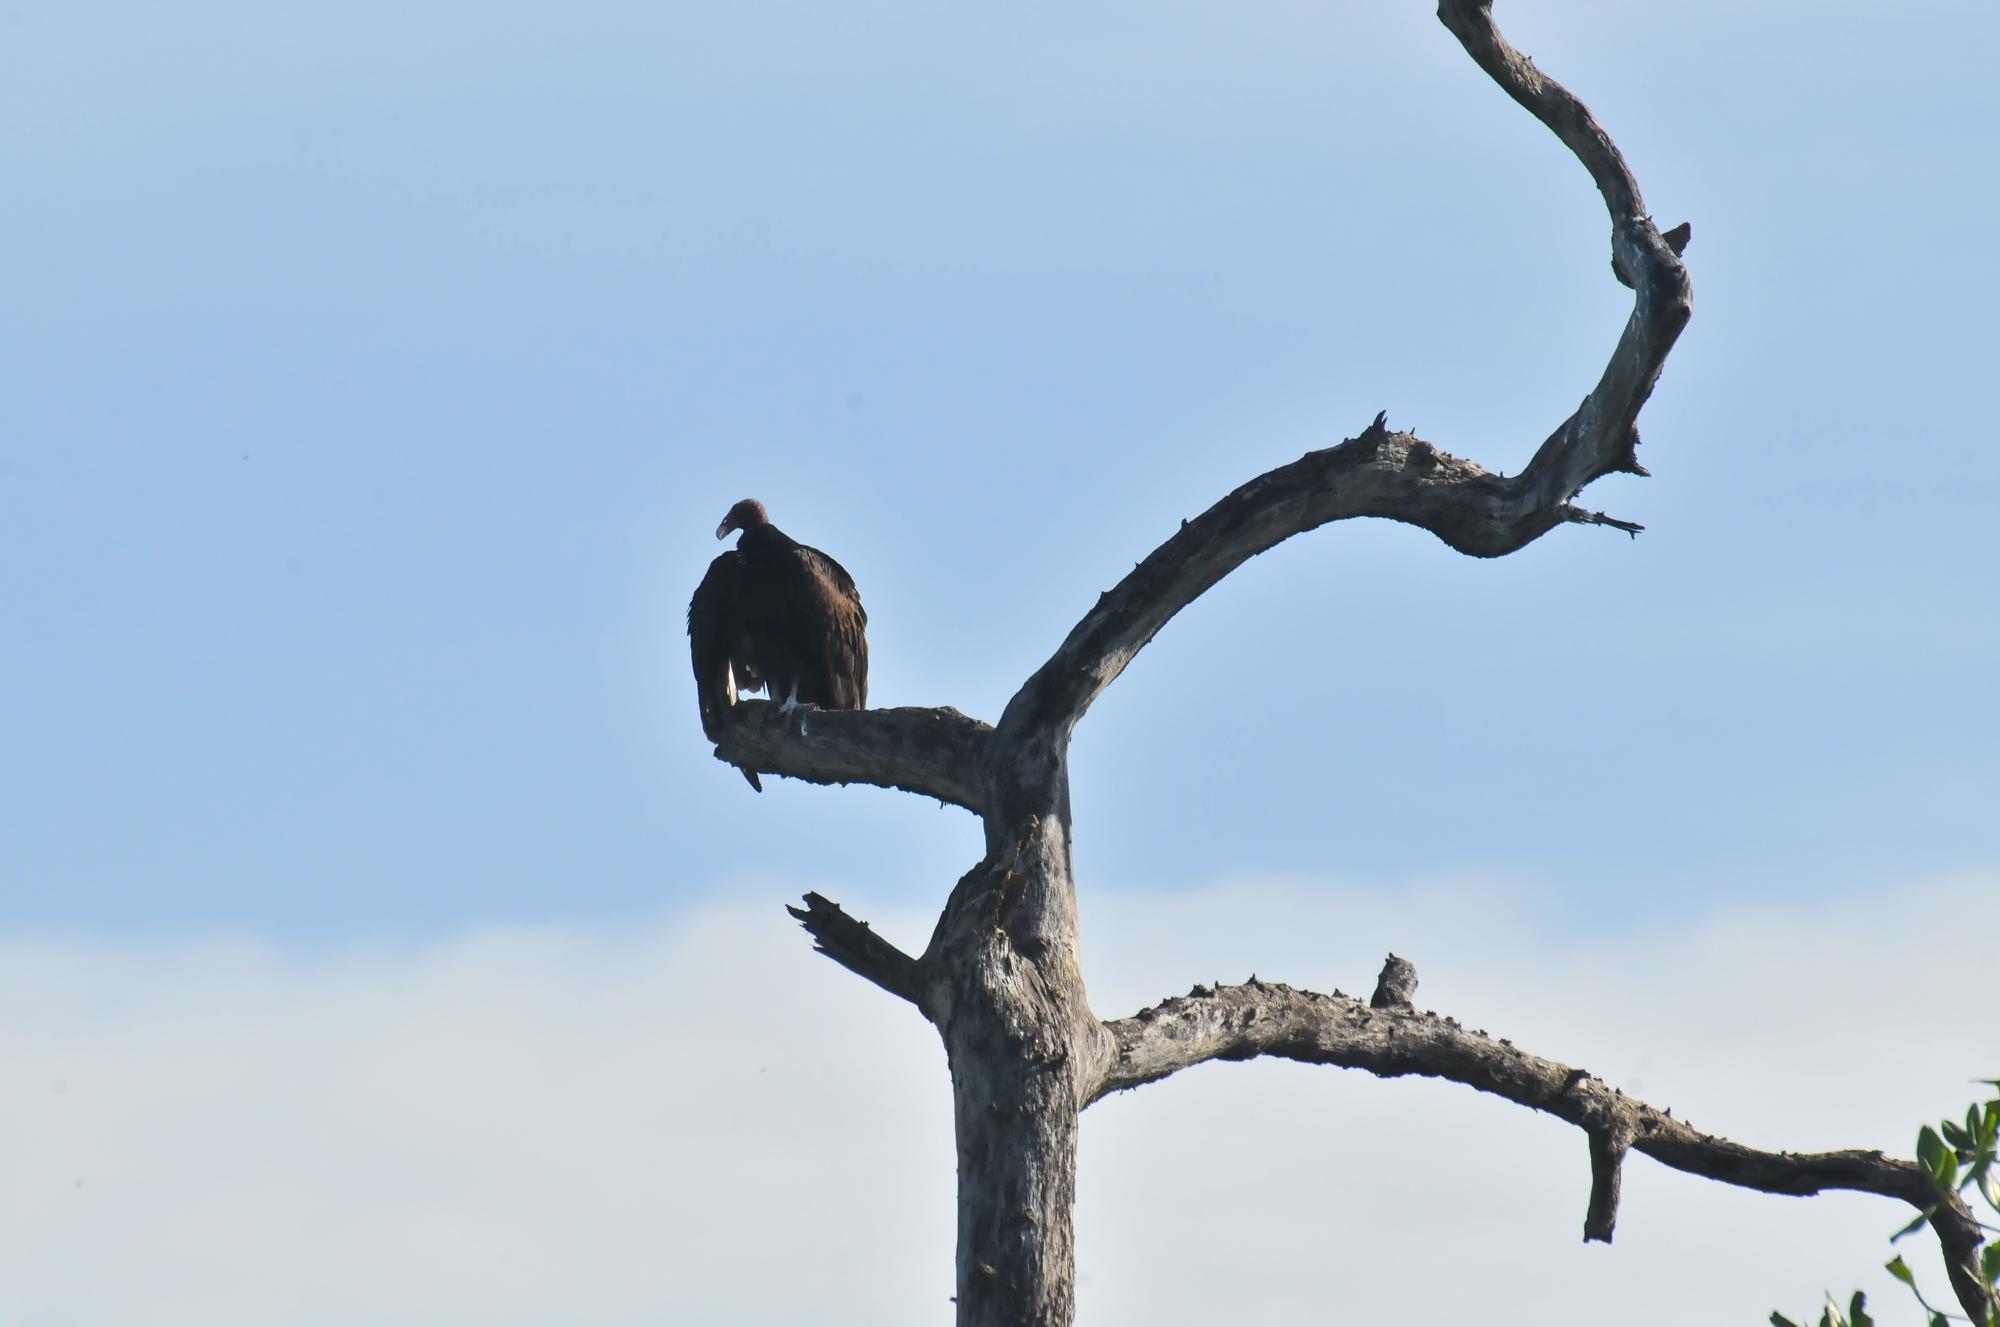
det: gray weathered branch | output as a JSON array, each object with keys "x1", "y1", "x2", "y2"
[
  {"x1": 787, "y1": 891, "x2": 923, "y2": 1006},
  {"x1": 1585, "y1": 1119, "x2": 1634, "y2": 1242},
  {"x1": 997, "y1": 417, "x2": 1631, "y2": 739},
  {"x1": 712, "y1": 702, "x2": 993, "y2": 812},
  {"x1": 1091, "y1": 966, "x2": 1995, "y2": 1321},
  {"x1": 1436, "y1": 0, "x2": 1692, "y2": 527},
  {"x1": 996, "y1": 0, "x2": 1692, "y2": 743}
]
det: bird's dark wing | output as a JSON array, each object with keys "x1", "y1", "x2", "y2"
[
  {"x1": 688, "y1": 550, "x2": 748, "y2": 741},
  {"x1": 789, "y1": 545, "x2": 869, "y2": 709},
  {"x1": 688, "y1": 551, "x2": 764, "y2": 791}
]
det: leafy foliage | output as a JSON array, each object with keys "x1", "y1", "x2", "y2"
[
  {"x1": 1771, "y1": 1289, "x2": 1875, "y2": 1327},
  {"x1": 1774, "y1": 1083, "x2": 2000, "y2": 1327}
]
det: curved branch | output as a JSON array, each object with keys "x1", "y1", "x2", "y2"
[
  {"x1": 1000, "y1": 417, "x2": 1627, "y2": 737},
  {"x1": 998, "y1": 1, "x2": 1693, "y2": 743},
  {"x1": 710, "y1": 702, "x2": 993, "y2": 813},
  {"x1": 1431, "y1": 2, "x2": 1694, "y2": 517},
  {"x1": 1090, "y1": 972, "x2": 1993, "y2": 1322},
  {"x1": 1438, "y1": 0, "x2": 1644, "y2": 229}
]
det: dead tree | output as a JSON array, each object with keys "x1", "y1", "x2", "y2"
[{"x1": 704, "y1": 4, "x2": 1995, "y2": 1323}]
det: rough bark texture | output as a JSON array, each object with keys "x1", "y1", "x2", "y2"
[
  {"x1": 920, "y1": 825, "x2": 1113, "y2": 1327},
  {"x1": 1094, "y1": 968, "x2": 1993, "y2": 1317},
  {"x1": 796, "y1": 822, "x2": 1116, "y2": 1326},
  {"x1": 712, "y1": 701, "x2": 991, "y2": 812},
  {"x1": 713, "y1": 4, "x2": 1994, "y2": 1324}
]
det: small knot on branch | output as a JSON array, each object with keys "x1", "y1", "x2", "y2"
[
  {"x1": 1351, "y1": 410, "x2": 1393, "y2": 460},
  {"x1": 1614, "y1": 427, "x2": 1650, "y2": 478},
  {"x1": 1610, "y1": 220, "x2": 1692, "y2": 288},
  {"x1": 1371, "y1": 953, "x2": 1419, "y2": 1010}
]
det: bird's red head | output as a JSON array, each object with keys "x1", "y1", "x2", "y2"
[{"x1": 715, "y1": 498, "x2": 768, "y2": 540}]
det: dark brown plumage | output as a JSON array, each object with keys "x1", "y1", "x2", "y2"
[{"x1": 687, "y1": 499, "x2": 868, "y2": 787}]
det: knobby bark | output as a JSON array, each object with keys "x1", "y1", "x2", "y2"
[
  {"x1": 706, "y1": 4, "x2": 1993, "y2": 1324},
  {"x1": 1094, "y1": 968, "x2": 1991, "y2": 1316},
  {"x1": 712, "y1": 702, "x2": 992, "y2": 812}
]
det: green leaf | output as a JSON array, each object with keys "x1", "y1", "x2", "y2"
[
  {"x1": 1886, "y1": 1256, "x2": 1917, "y2": 1289},
  {"x1": 1920, "y1": 1125, "x2": 1959, "y2": 1189},
  {"x1": 1892, "y1": 1206, "x2": 1936, "y2": 1241},
  {"x1": 1973, "y1": 1161, "x2": 1999, "y2": 1210},
  {"x1": 1982, "y1": 1240, "x2": 2000, "y2": 1285},
  {"x1": 1771, "y1": 1313, "x2": 1801, "y2": 1327},
  {"x1": 1848, "y1": 1289, "x2": 1871, "y2": 1327},
  {"x1": 1946, "y1": 1121, "x2": 1973, "y2": 1151}
]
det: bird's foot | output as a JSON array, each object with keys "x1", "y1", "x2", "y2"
[{"x1": 777, "y1": 686, "x2": 811, "y2": 735}]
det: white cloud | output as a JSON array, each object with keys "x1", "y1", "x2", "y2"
[{"x1": 3, "y1": 875, "x2": 1992, "y2": 1325}]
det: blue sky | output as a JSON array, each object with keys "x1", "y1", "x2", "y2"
[
  {"x1": 5, "y1": 0, "x2": 1993, "y2": 940},
  {"x1": 2, "y1": 5, "x2": 1996, "y2": 1319}
]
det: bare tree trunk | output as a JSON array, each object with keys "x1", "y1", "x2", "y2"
[
  {"x1": 922, "y1": 793, "x2": 1113, "y2": 1322},
  {"x1": 946, "y1": 1041, "x2": 1082, "y2": 1326}
]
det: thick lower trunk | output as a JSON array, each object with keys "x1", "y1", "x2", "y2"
[
  {"x1": 924, "y1": 805, "x2": 1112, "y2": 1327},
  {"x1": 947, "y1": 1033, "x2": 1083, "y2": 1326}
]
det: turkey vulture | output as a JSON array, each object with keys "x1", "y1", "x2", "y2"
[{"x1": 687, "y1": 499, "x2": 869, "y2": 787}]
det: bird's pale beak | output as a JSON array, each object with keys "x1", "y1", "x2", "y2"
[{"x1": 715, "y1": 520, "x2": 731, "y2": 540}]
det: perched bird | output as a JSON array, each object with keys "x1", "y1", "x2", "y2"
[{"x1": 687, "y1": 499, "x2": 869, "y2": 786}]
